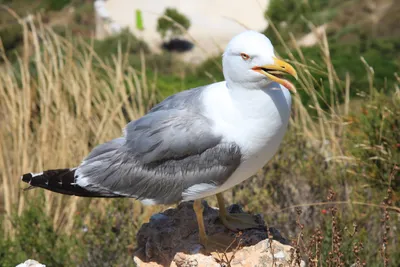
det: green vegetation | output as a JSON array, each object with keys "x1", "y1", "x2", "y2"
[
  {"x1": 265, "y1": 0, "x2": 400, "y2": 111},
  {"x1": 266, "y1": 0, "x2": 335, "y2": 36},
  {"x1": 0, "y1": 1, "x2": 399, "y2": 266},
  {"x1": 0, "y1": 23, "x2": 22, "y2": 52},
  {"x1": 42, "y1": 0, "x2": 71, "y2": 11},
  {"x1": 278, "y1": 37, "x2": 400, "y2": 110},
  {"x1": 135, "y1": 9, "x2": 144, "y2": 31},
  {"x1": 0, "y1": 195, "x2": 81, "y2": 266},
  {"x1": 0, "y1": 0, "x2": 94, "y2": 59},
  {"x1": 0, "y1": 195, "x2": 140, "y2": 266},
  {"x1": 156, "y1": 7, "x2": 191, "y2": 39}
]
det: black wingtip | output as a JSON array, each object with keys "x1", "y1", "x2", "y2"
[
  {"x1": 19, "y1": 169, "x2": 121, "y2": 198},
  {"x1": 21, "y1": 173, "x2": 33, "y2": 183}
]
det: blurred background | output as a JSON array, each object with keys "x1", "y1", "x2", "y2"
[{"x1": 0, "y1": 0, "x2": 399, "y2": 266}]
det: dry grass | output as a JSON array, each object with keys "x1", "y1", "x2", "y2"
[{"x1": 0, "y1": 16, "x2": 162, "y2": 237}]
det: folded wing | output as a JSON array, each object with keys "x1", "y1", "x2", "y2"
[{"x1": 75, "y1": 109, "x2": 241, "y2": 204}]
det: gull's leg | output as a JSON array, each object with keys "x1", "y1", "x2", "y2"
[
  {"x1": 193, "y1": 199, "x2": 237, "y2": 250},
  {"x1": 193, "y1": 199, "x2": 208, "y2": 246},
  {"x1": 216, "y1": 193, "x2": 263, "y2": 231}
]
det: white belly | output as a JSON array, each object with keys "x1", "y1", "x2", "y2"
[{"x1": 191, "y1": 82, "x2": 291, "y2": 199}]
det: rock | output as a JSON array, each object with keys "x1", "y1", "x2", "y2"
[
  {"x1": 16, "y1": 259, "x2": 46, "y2": 267},
  {"x1": 133, "y1": 201, "x2": 305, "y2": 267}
]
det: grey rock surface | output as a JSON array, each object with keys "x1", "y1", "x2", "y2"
[{"x1": 134, "y1": 201, "x2": 305, "y2": 267}]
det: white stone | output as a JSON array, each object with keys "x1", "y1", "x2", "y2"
[{"x1": 16, "y1": 259, "x2": 46, "y2": 267}]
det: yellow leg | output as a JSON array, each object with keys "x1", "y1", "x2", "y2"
[
  {"x1": 193, "y1": 199, "x2": 236, "y2": 250},
  {"x1": 217, "y1": 192, "x2": 228, "y2": 217},
  {"x1": 193, "y1": 199, "x2": 208, "y2": 246},
  {"x1": 216, "y1": 193, "x2": 263, "y2": 231}
]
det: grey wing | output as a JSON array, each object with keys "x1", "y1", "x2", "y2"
[
  {"x1": 75, "y1": 109, "x2": 241, "y2": 204},
  {"x1": 149, "y1": 86, "x2": 204, "y2": 114}
]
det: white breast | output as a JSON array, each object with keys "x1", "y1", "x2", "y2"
[{"x1": 201, "y1": 81, "x2": 291, "y2": 195}]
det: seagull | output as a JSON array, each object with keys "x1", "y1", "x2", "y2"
[{"x1": 21, "y1": 30, "x2": 297, "y2": 247}]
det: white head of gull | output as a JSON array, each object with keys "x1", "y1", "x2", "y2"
[
  {"x1": 222, "y1": 30, "x2": 297, "y2": 91},
  {"x1": 21, "y1": 30, "x2": 298, "y2": 248}
]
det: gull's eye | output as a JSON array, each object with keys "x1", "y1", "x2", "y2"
[{"x1": 240, "y1": 53, "x2": 250, "y2": 61}]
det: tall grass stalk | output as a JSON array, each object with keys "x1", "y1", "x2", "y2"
[{"x1": 267, "y1": 16, "x2": 356, "y2": 163}]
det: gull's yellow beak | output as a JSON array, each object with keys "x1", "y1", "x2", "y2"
[{"x1": 252, "y1": 58, "x2": 298, "y2": 93}]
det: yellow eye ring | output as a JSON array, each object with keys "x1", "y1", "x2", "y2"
[{"x1": 240, "y1": 53, "x2": 250, "y2": 61}]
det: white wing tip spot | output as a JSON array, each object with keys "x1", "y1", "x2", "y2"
[{"x1": 74, "y1": 169, "x2": 91, "y2": 188}]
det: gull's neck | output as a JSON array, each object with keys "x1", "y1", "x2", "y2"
[
  {"x1": 201, "y1": 81, "x2": 291, "y2": 138},
  {"x1": 225, "y1": 81, "x2": 291, "y2": 118}
]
